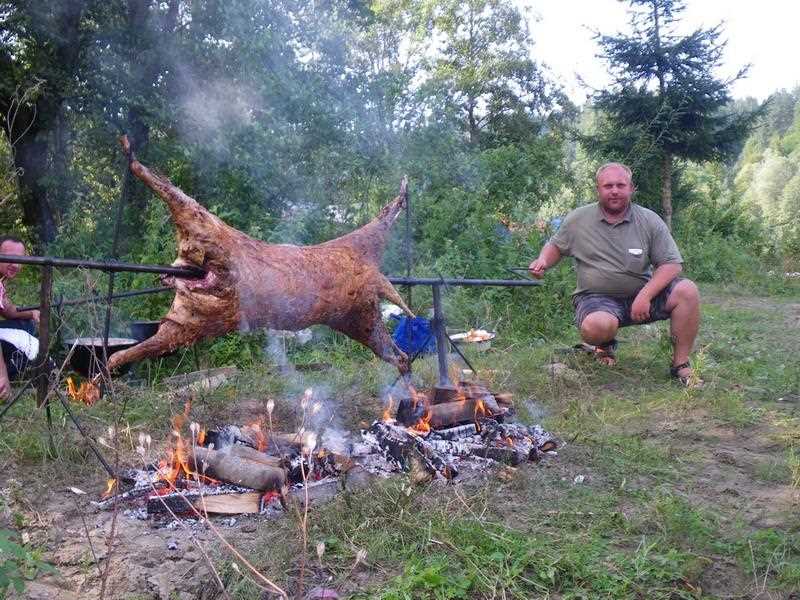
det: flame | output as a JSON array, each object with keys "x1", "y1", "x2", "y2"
[
  {"x1": 411, "y1": 412, "x2": 431, "y2": 435},
  {"x1": 66, "y1": 377, "x2": 100, "y2": 406},
  {"x1": 197, "y1": 428, "x2": 206, "y2": 446},
  {"x1": 407, "y1": 387, "x2": 432, "y2": 435},
  {"x1": 101, "y1": 478, "x2": 117, "y2": 498},
  {"x1": 382, "y1": 396, "x2": 395, "y2": 422},
  {"x1": 474, "y1": 399, "x2": 487, "y2": 420},
  {"x1": 155, "y1": 400, "x2": 216, "y2": 489}
]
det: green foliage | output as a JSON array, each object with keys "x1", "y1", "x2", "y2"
[
  {"x1": 0, "y1": 528, "x2": 55, "y2": 595},
  {"x1": 206, "y1": 331, "x2": 267, "y2": 369},
  {"x1": 583, "y1": 0, "x2": 762, "y2": 226}
]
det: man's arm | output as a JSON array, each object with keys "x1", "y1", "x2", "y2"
[
  {"x1": 0, "y1": 298, "x2": 39, "y2": 323},
  {"x1": 528, "y1": 243, "x2": 563, "y2": 279},
  {"x1": 630, "y1": 263, "x2": 682, "y2": 322}
]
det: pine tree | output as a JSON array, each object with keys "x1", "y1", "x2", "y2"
[{"x1": 585, "y1": 0, "x2": 762, "y2": 229}]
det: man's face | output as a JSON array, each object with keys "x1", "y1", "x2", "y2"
[
  {"x1": 596, "y1": 167, "x2": 634, "y2": 216},
  {"x1": 0, "y1": 240, "x2": 27, "y2": 280}
]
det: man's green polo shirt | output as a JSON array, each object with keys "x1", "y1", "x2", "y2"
[{"x1": 549, "y1": 202, "x2": 683, "y2": 297}]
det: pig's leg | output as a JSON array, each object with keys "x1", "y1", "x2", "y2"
[
  {"x1": 105, "y1": 320, "x2": 199, "y2": 374},
  {"x1": 334, "y1": 312, "x2": 410, "y2": 376}
]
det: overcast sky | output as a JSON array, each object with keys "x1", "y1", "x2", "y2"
[{"x1": 524, "y1": 0, "x2": 800, "y2": 104}]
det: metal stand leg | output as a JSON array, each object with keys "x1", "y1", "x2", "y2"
[
  {"x1": 0, "y1": 379, "x2": 35, "y2": 422},
  {"x1": 57, "y1": 392, "x2": 116, "y2": 478},
  {"x1": 447, "y1": 338, "x2": 478, "y2": 375},
  {"x1": 36, "y1": 265, "x2": 56, "y2": 454},
  {"x1": 432, "y1": 284, "x2": 457, "y2": 403}
]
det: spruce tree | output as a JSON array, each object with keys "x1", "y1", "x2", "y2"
[{"x1": 586, "y1": 0, "x2": 761, "y2": 229}]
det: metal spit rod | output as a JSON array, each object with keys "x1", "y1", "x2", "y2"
[{"x1": 0, "y1": 254, "x2": 204, "y2": 278}]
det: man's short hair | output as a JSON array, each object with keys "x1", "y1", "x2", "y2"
[
  {"x1": 0, "y1": 235, "x2": 25, "y2": 250},
  {"x1": 595, "y1": 162, "x2": 633, "y2": 183}
]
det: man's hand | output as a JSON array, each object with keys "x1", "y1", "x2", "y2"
[
  {"x1": 630, "y1": 291, "x2": 652, "y2": 322},
  {"x1": 29, "y1": 309, "x2": 40, "y2": 324},
  {"x1": 528, "y1": 258, "x2": 548, "y2": 279}
]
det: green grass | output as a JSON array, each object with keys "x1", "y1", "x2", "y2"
[{"x1": 2, "y1": 283, "x2": 800, "y2": 598}]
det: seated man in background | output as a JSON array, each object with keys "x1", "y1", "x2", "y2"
[
  {"x1": 0, "y1": 235, "x2": 40, "y2": 400},
  {"x1": 528, "y1": 163, "x2": 702, "y2": 386}
]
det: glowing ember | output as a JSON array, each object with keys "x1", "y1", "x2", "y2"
[
  {"x1": 244, "y1": 418, "x2": 268, "y2": 451},
  {"x1": 66, "y1": 377, "x2": 100, "y2": 406}
]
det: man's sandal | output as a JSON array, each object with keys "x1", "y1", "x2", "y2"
[{"x1": 670, "y1": 361, "x2": 704, "y2": 388}]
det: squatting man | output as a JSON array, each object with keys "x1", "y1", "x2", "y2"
[
  {"x1": 528, "y1": 163, "x2": 702, "y2": 386},
  {"x1": 0, "y1": 236, "x2": 41, "y2": 400}
]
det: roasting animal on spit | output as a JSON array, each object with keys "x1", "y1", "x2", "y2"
[{"x1": 105, "y1": 136, "x2": 414, "y2": 377}]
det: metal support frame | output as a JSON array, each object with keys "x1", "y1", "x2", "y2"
[
  {"x1": 431, "y1": 284, "x2": 456, "y2": 401},
  {"x1": 1, "y1": 243, "x2": 540, "y2": 473},
  {"x1": 0, "y1": 253, "x2": 204, "y2": 278}
]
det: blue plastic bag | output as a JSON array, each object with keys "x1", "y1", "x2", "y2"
[{"x1": 391, "y1": 316, "x2": 436, "y2": 355}]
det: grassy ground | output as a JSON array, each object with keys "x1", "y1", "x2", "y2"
[{"x1": 1, "y1": 282, "x2": 799, "y2": 599}]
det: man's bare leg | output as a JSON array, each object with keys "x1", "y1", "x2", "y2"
[
  {"x1": 580, "y1": 311, "x2": 619, "y2": 365},
  {"x1": 664, "y1": 279, "x2": 701, "y2": 379}
]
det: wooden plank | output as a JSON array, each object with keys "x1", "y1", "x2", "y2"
[{"x1": 194, "y1": 492, "x2": 261, "y2": 514}]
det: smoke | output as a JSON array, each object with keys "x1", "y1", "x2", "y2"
[{"x1": 178, "y1": 79, "x2": 255, "y2": 145}]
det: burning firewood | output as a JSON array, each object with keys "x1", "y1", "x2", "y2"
[
  {"x1": 369, "y1": 421, "x2": 458, "y2": 479},
  {"x1": 425, "y1": 397, "x2": 496, "y2": 429},
  {"x1": 188, "y1": 446, "x2": 285, "y2": 491},
  {"x1": 102, "y1": 135, "x2": 414, "y2": 380}
]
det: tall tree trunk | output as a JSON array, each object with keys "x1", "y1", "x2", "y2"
[
  {"x1": 0, "y1": 0, "x2": 87, "y2": 246},
  {"x1": 15, "y1": 131, "x2": 58, "y2": 245},
  {"x1": 660, "y1": 152, "x2": 673, "y2": 231},
  {"x1": 467, "y1": 100, "x2": 478, "y2": 146}
]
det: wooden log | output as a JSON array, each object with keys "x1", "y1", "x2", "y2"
[
  {"x1": 147, "y1": 491, "x2": 262, "y2": 515},
  {"x1": 147, "y1": 492, "x2": 199, "y2": 515},
  {"x1": 194, "y1": 492, "x2": 261, "y2": 514},
  {"x1": 370, "y1": 421, "x2": 457, "y2": 479},
  {"x1": 470, "y1": 444, "x2": 527, "y2": 466},
  {"x1": 492, "y1": 392, "x2": 513, "y2": 408},
  {"x1": 225, "y1": 445, "x2": 283, "y2": 468},
  {"x1": 427, "y1": 398, "x2": 494, "y2": 429},
  {"x1": 189, "y1": 446, "x2": 285, "y2": 491}
]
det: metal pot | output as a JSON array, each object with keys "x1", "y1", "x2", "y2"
[
  {"x1": 64, "y1": 337, "x2": 138, "y2": 378},
  {"x1": 129, "y1": 320, "x2": 161, "y2": 342}
]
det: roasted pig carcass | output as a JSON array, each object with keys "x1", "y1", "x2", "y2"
[{"x1": 105, "y1": 136, "x2": 414, "y2": 376}]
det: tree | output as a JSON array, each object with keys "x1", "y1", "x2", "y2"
[
  {"x1": 415, "y1": 0, "x2": 560, "y2": 147},
  {"x1": 585, "y1": 0, "x2": 761, "y2": 229},
  {"x1": 0, "y1": 0, "x2": 90, "y2": 244}
]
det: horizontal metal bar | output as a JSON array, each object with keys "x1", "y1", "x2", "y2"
[
  {"x1": 388, "y1": 277, "x2": 540, "y2": 287},
  {"x1": 19, "y1": 286, "x2": 173, "y2": 312},
  {"x1": 0, "y1": 254, "x2": 204, "y2": 278}
]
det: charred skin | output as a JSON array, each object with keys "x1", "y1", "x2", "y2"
[{"x1": 105, "y1": 136, "x2": 413, "y2": 377}]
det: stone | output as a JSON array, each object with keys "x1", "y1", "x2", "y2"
[{"x1": 545, "y1": 362, "x2": 580, "y2": 382}]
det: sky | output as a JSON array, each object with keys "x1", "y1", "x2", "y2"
[{"x1": 524, "y1": 0, "x2": 800, "y2": 105}]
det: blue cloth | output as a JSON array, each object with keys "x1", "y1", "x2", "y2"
[{"x1": 391, "y1": 316, "x2": 436, "y2": 355}]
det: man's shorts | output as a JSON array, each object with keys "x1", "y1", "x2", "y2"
[{"x1": 573, "y1": 278, "x2": 684, "y2": 328}]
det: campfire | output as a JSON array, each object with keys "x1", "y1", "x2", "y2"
[{"x1": 93, "y1": 382, "x2": 556, "y2": 520}]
